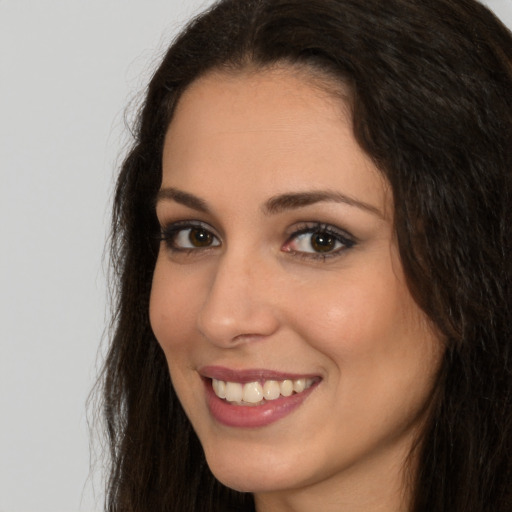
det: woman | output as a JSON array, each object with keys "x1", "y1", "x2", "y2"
[{"x1": 101, "y1": 0, "x2": 512, "y2": 510}]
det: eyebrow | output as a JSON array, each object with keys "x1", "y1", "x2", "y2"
[
  {"x1": 263, "y1": 190, "x2": 384, "y2": 217},
  {"x1": 156, "y1": 187, "x2": 210, "y2": 213},
  {"x1": 156, "y1": 187, "x2": 383, "y2": 218}
]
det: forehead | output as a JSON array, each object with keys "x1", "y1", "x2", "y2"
[
  {"x1": 162, "y1": 66, "x2": 391, "y2": 218},
  {"x1": 167, "y1": 66, "x2": 350, "y2": 146}
]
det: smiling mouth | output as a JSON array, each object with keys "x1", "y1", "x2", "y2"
[
  {"x1": 201, "y1": 368, "x2": 322, "y2": 427},
  {"x1": 211, "y1": 377, "x2": 318, "y2": 406}
]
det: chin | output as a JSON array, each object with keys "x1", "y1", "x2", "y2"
[{"x1": 202, "y1": 442, "x2": 309, "y2": 493}]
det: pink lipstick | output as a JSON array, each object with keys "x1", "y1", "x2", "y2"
[{"x1": 200, "y1": 366, "x2": 321, "y2": 428}]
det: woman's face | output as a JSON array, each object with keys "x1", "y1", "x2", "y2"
[{"x1": 150, "y1": 67, "x2": 443, "y2": 508}]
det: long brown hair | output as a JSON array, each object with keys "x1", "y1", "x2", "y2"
[{"x1": 101, "y1": 1, "x2": 512, "y2": 510}]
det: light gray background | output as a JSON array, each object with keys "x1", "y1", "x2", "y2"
[{"x1": 1, "y1": 1, "x2": 510, "y2": 511}]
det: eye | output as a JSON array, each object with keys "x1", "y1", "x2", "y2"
[
  {"x1": 160, "y1": 222, "x2": 221, "y2": 251},
  {"x1": 282, "y1": 223, "x2": 355, "y2": 259}
]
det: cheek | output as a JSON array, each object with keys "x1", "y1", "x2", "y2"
[
  {"x1": 289, "y1": 271, "x2": 406, "y2": 360},
  {"x1": 149, "y1": 261, "x2": 207, "y2": 417},
  {"x1": 149, "y1": 260, "x2": 200, "y2": 356},
  {"x1": 290, "y1": 273, "x2": 442, "y2": 445},
  {"x1": 288, "y1": 265, "x2": 440, "y2": 398}
]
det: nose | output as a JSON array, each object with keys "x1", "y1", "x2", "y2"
[{"x1": 196, "y1": 250, "x2": 280, "y2": 347}]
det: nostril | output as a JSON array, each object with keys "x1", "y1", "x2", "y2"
[{"x1": 231, "y1": 333, "x2": 268, "y2": 343}]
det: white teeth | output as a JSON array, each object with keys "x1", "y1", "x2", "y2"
[
  {"x1": 242, "y1": 382, "x2": 264, "y2": 403},
  {"x1": 212, "y1": 378, "x2": 226, "y2": 399},
  {"x1": 212, "y1": 377, "x2": 316, "y2": 403},
  {"x1": 280, "y1": 379, "x2": 293, "y2": 397},
  {"x1": 263, "y1": 380, "x2": 281, "y2": 400},
  {"x1": 225, "y1": 381, "x2": 243, "y2": 402},
  {"x1": 293, "y1": 378, "x2": 306, "y2": 393}
]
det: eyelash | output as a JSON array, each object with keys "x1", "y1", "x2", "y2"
[
  {"x1": 282, "y1": 222, "x2": 356, "y2": 261},
  {"x1": 159, "y1": 220, "x2": 220, "y2": 255},
  {"x1": 159, "y1": 220, "x2": 356, "y2": 260}
]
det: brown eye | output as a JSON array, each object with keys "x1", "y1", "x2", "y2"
[
  {"x1": 310, "y1": 232, "x2": 336, "y2": 252},
  {"x1": 162, "y1": 223, "x2": 221, "y2": 251},
  {"x1": 282, "y1": 223, "x2": 355, "y2": 259},
  {"x1": 189, "y1": 227, "x2": 214, "y2": 247}
]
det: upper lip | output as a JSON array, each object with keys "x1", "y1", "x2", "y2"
[{"x1": 199, "y1": 365, "x2": 321, "y2": 383}]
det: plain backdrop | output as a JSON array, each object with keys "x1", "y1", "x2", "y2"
[{"x1": 0, "y1": 1, "x2": 511, "y2": 511}]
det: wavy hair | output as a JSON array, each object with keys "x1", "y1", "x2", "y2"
[{"x1": 101, "y1": 0, "x2": 512, "y2": 510}]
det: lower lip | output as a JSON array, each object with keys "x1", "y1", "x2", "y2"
[{"x1": 204, "y1": 380, "x2": 319, "y2": 428}]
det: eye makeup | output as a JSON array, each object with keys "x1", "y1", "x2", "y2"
[
  {"x1": 159, "y1": 220, "x2": 220, "y2": 254},
  {"x1": 159, "y1": 219, "x2": 356, "y2": 262},
  {"x1": 282, "y1": 222, "x2": 357, "y2": 261}
]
